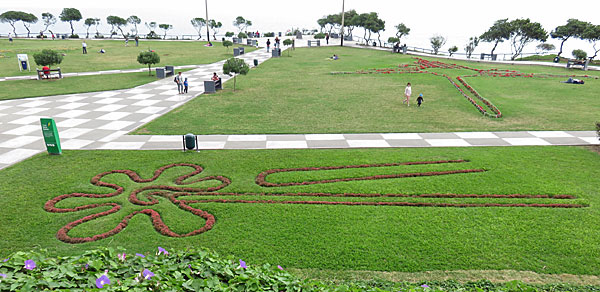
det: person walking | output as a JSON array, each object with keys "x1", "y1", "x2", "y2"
[
  {"x1": 403, "y1": 82, "x2": 412, "y2": 106},
  {"x1": 183, "y1": 78, "x2": 189, "y2": 94},
  {"x1": 266, "y1": 39, "x2": 271, "y2": 52},
  {"x1": 135, "y1": 35, "x2": 139, "y2": 47},
  {"x1": 326, "y1": 33, "x2": 329, "y2": 45},
  {"x1": 8, "y1": 33, "x2": 13, "y2": 43},
  {"x1": 417, "y1": 94, "x2": 424, "y2": 107},
  {"x1": 274, "y1": 36, "x2": 279, "y2": 48},
  {"x1": 82, "y1": 41, "x2": 88, "y2": 54},
  {"x1": 175, "y1": 72, "x2": 184, "y2": 94}
]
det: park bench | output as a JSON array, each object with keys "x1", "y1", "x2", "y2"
[
  {"x1": 36, "y1": 68, "x2": 62, "y2": 80},
  {"x1": 204, "y1": 78, "x2": 222, "y2": 93},
  {"x1": 246, "y1": 39, "x2": 257, "y2": 47},
  {"x1": 234, "y1": 47, "x2": 245, "y2": 57},
  {"x1": 156, "y1": 65, "x2": 174, "y2": 79},
  {"x1": 393, "y1": 45, "x2": 407, "y2": 54},
  {"x1": 307, "y1": 40, "x2": 321, "y2": 47},
  {"x1": 480, "y1": 53, "x2": 498, "y2": 61},
  {"x1": 566, "y1": 59, "x2": 590, "y2": 71}
]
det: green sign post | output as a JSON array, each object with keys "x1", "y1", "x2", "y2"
[{"x1": 40, "y1": 118, "x2": 62, "y2": 155}]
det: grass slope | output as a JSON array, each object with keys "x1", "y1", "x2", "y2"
[
  {"x1": 136, "y1": 46, "x2": 600, "y2": 134},
  {"x1": 0, "y1": 147, "x2": 599, "y2": 275}
]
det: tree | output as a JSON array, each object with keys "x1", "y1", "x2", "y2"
[
  {"x1": 508, "y1": 18, "x2": 548, "y2": 60},
  {"x1": 93, "y1": 18, "x2": 101, "y2": 37},
  {"x1": 535, "y1": 43, "x2": 555, "y2": 55},
  {"x1": 191, "y1": 18, "x2": 206, "y2": 40},
  {"x1": 395, "y1": 23, "x2": 410, "y2": 44},
  {"x1": 21, "y1": 12, "x2": 37, "y2": 38},
  {"x1": 33, "y1": 49, "x2": 63, "y2": 67},
  {"x1": 137, "y1": 51, "x2": 160, "y2": 76},
  {"x1": 572, "y1": 49, "x2": 587, "y2": 60},
  {"x1": 222, "y1": 57, "x2": 249, "y2": 91},
  {"x1": 60, "y1": 8, "x2": 82, "y2": 36},
  {"x1": 0, "y1": 11, "x2": 25, "y2": 36},
  {"x1": 550, "y1": 19, "x2": 589, "y2": 57},
  {"x1": 238, "y1": 32, "x2": 248, "y2": 39},
  {"x1": 41, "y1": 13, "x2": 56, "y2": 34},
  {"x1": 159, "y1": 24, "x2": 172, "y2": 39},
  {"x1": 222, "y1": 40, "x2": 233, "y2": 51},
  {"x1": 362, "y1": 12, "x2": 383, "y2": 45},
  {"x1": 448, "y1": 46, "x2": 458, "y2": 57},
  {"x1": 283, "y1": 39, "x2": 293, "y2": 56},
  {"x1": 84, "y1": 18, "x2": 97, "y2": 38},
  {"x1": 233, "y1": 16, "x2": 251, "y2": 33},
  {"x1": 582, "y1": 24, "x2": 600, "y2": 60},
  {"x1": 225, "y1": 32, "x2": 234, "y2": 37},
  {"x1": 106, "y1": 16, "x2": 128, "y2": 38},
  {"x1": 317, "y1": 17, "x2": 327, "y2": 33},
  {"x1": 342, "y1": 10, "x2": 359, "y2": 37},
  {"x1": 145, "y1": 22, "x2": 159, "y2": 39},
  {"x1": 208, "y1": 20, "x2": 222, "y2": 40},
  {"x1": 127, "y1": 16, "x2": 141, "y2": 36},
  {"x1": 430, "y1": 35, "x2": 446, "y2": 54},
  {"x1": 464, "y1": 36, "x2": 479, "y2": 58},
  {"x1": 480, "y1": 19, "x2": 511, "y2": 55},
  {"x1": 388, "y1": 37, "x2": 399, "y2": 44}
]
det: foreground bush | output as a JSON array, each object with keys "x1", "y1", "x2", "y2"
[{"x1": 1, "y1": 248, "x2": 599, "y2": 291}]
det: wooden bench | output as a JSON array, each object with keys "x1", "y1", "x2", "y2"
[
  {"x1": 566, "y1": 59, "x2": 590, "y2": 71},
  {"x1": 156, "y1": 65, "x2": 174, "y2": 79},
  {"x1": 36, "y1": 68, "x2": 62, "y2": 80},
  {"x1": 204, "y1": 78, "x2": 222, "y2": 93},
  {"x1": 308, "y1": 40, "x2": 321, "y2": 47}
]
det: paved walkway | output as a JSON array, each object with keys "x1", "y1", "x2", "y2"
[{"x1": 0, "y1": 44, "x2": 598, "y2": 171}]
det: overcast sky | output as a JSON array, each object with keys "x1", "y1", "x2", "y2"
[{"x1": 2, "y1": 0, "x2": 599, "y2": 56}]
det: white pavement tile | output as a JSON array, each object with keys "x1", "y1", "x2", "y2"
[
  {"x1": 59, "y1": 128, "x2": 93, "y2": 139},
  {"x1": 132, "y1": 100, "x2": 161, "y2": 106},
  {"x1": 98, "y1": 131, "x2": 128, "y2": 142},
  {"x1": 9, "y1": 116, "x2": 41, "y2": 125},
  {"x1": 58, "y1": 95, "x2": 90, "y2": 102},
  {"x1": 197, "y1": 142, "x2": 226, "y2": 149},
  {"x1": 97, "y1": 112, "x2": 131, "y2": 121},
  {"x1": 154, "y1": 85, "x2": 175, "y2": 90},
  {"x1": 55, "y1": 110, "x2": 90, "y2": 118},
  {"x1": 266, "y1": 141, "x2": 308, "y2": 149},
  {"x1": 18, "y1": 100, "x2": 52, "y2": 108},
  {"x1": 528, "y1": 131, "x2": 573, "y2": 138},
  {"x1": 98, "y1": 142, "x2": 145, "y2": 150},
  {"x1": 165, "y1": 95, "x2": 188, "y2": 102},
  {"x1": 56, "y1": 118, "x2": 91, "y2": 128},
  {"x1": 455, "y1": 132, "x2": 499, "y2": 139},
  {"x1": 14, "y1": 107, "x2": 48, "y2": 115},
  {"x1": 57, "y1": 102, "x2": 87, "y2": 110},
  {"x1": 503, "y1": 138, "x2": 552, "y2": 146},
  {"x1": 94, "y1": 98, "x2": 122, "y2": 104},
  {"x1": 93, "y1": 92, "x2": 120, "y2": 98},
  {"x1": 128, "y1": 94, "x2": 154, "y2": 100},
  {"x1": 425, "y1": 139, "x2": 472, "y2": 147},
  {"x1": 136, "y1": 107, "x2": 166, "y2": 114},
  {"x1": 347, "y1": 140, "x2": 390, "y2": 148},
  {"x1": 227, "y1": 135, "x2": 267, "y2": 142},
  {"x1": 0, "y1": 149, "x2": 41, "y2": 164},
  {"x1": 149, "y1": 135, "x2": 182, "y2": 142},
  {"x1": 62, "y1": 139, "x2": 95, "y2": 149},
  {"x1": 159, "y1": 90, "x2": 180, "y2": 96},
  {"x1": 579, "y1": 137, "x2": 600, "y2": 144},
  {"x1": 3, "y1": 125, "x2": 40, "y2": 135},
  {"x1": 305, "y1": 134, "x2": 345, "y2": 140},
  {"x1": 381, "y1": 133, "x2": 422, "y2": 140},
  {"x1": 93, "y1": 104, "x2": 127, "y2": 112},
  {"x1": 0, "y1": 136, "x2": 42, "y2": 148},
  {"x1": 124, "y1": 88, "x2": 151, "y2": 94},
  {"x1": 98, "y1": 121, "x2": 135, "y2": 131}
]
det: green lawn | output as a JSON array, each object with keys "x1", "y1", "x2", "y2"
[
  {"x1": 0, "y1": 39, "x2": 255, "y2": 77},
  {"x1": 135, "y1": 46, "x2": 600, "y2": 135},
  {"x1": 1, "y1": 147, "x2": 599, "y2": 276},
  {"x1": 0, "y1": 71, "x2": 191, "y2": 100}
]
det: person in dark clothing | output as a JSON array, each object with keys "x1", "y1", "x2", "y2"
[{"x1": 417, "y1": 94, "x2": 424, "y2": 107}]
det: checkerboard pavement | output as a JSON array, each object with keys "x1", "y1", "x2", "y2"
[{"x1": 0, "y1": 47, "x2": 598, "y2": 171}]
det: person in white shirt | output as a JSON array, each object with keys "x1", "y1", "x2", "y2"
[
  {"x1": 82, "y1": 41, "x2": 87, "y2": 54},
  {"x1": 403, "y1": 82, "x2": 412, "y2": 106}
]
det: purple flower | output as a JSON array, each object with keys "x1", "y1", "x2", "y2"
[
  {"x1": 143, "y1": 269, "x2": 155, "y2": 280},
  {"x1": 135, "y1": 253, "x2": 145, "y2": 258},
  {"x1": 277, "y1": 265, "x2": 283, "y2": 271},
  {"x1": 0, "y1": 273, "x2": 6, "y2": 278},
  {"x1": 2, "y1": 259, "x2": 8, "y2": 262},
  {"x1": 239, "y1": 259, "x2": 247, "y2": 269},
  {"x1": 421, "y1": 284, "x2": 430, "y2": 288},
  {"x1": 96, "y1": 274, "x2": 110, "y2": 288},
  {"x1": 158, "y1": 247, "x2": 168, "y2": 255},
  {"x1": 118, "y1": 253, "x2": 126, "y2": 261},
  {"x1": 24, "y1": 259, "x2": 36, "y2": 270}
]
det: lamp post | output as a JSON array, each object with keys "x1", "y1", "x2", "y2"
[
  {"x1": 340, "y1": 0, "x2": 345, "y2": 47},
  {"x1": 205, "y1": 0, "x2": 210, "y2": 41}
]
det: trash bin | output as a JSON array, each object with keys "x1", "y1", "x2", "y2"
[
  {"x1": 553, "y1": 56, "x2": 560, "y2": 63},
  {"x1": 372, "y1": 41, "x2": 377, "y2": 47},
  {"x1": 184, "y1": 133, "x2": 196, "y2": 150},
  {"x1": 21, "y1": 61, "x2": 27, "y2": 70},
  {"x1": 222, "y1": 37, "x2": 225, "y2": 42},
  {"x1": 61, "y1": 34, "x2": 66, "y2": 40},
  {"x1": 253, "y1": 59, "x2": 258, "y2": 66}
]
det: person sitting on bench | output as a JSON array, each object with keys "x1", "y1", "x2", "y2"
[
  {"x1": 42, "y1": 66, "x2": 50, "y2": 79},
  {"x1": 212, "y1": 72, "x2": 220, "y2": 81}
]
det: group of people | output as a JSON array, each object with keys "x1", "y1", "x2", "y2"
[
  {"x1": 173, "y1": 72, "x2": 221, "y2": 94},
  {"x1": 265, "y1": 37, "x2": 281, "y2": 52},
  {"x1": 403, "y1": 83, "x2": 424, "y2": 107}
]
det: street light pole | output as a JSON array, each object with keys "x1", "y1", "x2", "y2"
[
  {"x1": 340, "y1": 0, "x2": 345, "y2": 47},
  {"x1": 205, "y1": 0, "x2": 210, "y2": 41}
]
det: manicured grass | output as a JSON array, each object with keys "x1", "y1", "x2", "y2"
[
  {"x1": 0, "y1": 39, "x2": 255, "y2": 77},
  {"x1": 1, "y1": 147, "x2": 599, "y2": 276},
  {"x1": 0, "y1": 71, "x2": 190, "y2": 100},
  {"x1": 136, "y1": 46, "x2": 600, "y2": 135}
]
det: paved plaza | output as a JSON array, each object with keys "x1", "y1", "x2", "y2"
[{"x1": 0, "y1": 44, "x2": 598, "y2": 171}]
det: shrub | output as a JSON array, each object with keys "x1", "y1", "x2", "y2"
[
  {"x1": 146, "y1": 31, "x2": 161, "y2": 39},
  {"x1": 448, "y1": 45, "x2": 458, "y2": 56},
  {"x1": 137, "y1": 51, "x2": 160, "y2": 76},
  {"x1": 33, "y1": 49, "x2": 63, "y2": 67},
  {"x1": 572, "y1": 49, "x2": 587, "y2": 60},
  {"x1": 283, "y1": 39, "x2": 293, "y2": 56},
  {"x1": 69, "y1": 34, "x2": 79, "y2": 38},
  {"x1": 264, "y1": 32, "x2": 275, "y2": 37},
  {"x1": 222, "y1": 40, "x2": 233, "y2": 50},
  {"x1": 222, "y1": 57, "x2": 249, "y2": 91},
  {"x1": 94, "y1": 33, "x2": 105, "y2": 39},
  {"x1": 225, "y1": 31, "x2": 234, "y2": 37},
  {"x1": 237, "y1": 32, "x2": 247, "y2": 39},
  {"x1": 314, "y1": 32, "x2": 325, "y2": 39}
]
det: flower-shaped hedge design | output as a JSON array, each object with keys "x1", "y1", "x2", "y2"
[{"x1": 44, "y1": 163, "x2": 230, "y2": 244}]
